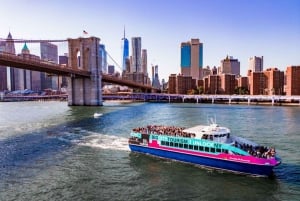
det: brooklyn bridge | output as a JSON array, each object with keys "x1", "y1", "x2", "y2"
[{"x1": 0, "y1": 36, "x2": 154, "y2": 106}]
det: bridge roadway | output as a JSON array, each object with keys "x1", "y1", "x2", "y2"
[
  {"x1": 103, "y1": 93, "x2": 300, "y2": 105},
  {"x1": 0, "y1": 51, "x2": 153, "y2": 91}
]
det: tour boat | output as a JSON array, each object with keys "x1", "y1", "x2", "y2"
[{"x1": 128, "y1": 121, "x2": 281, "y2": 177}]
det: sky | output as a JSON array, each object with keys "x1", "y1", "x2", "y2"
[{"x1": 1, "y1": 0, "x2": 300, "y2": 80}]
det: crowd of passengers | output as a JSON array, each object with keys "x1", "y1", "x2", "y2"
[
  {"x1": 234, "y1": 141, "x2": 276, "y2": 158},
  {"x1": 132, "y1": 125, "x2": 196, "y2": 138}
]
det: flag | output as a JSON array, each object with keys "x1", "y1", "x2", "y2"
[{"x1": 83, "y1": 30, "x2": 88, "y2": 34}]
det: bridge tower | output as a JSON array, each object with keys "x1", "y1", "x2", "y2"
[{"x1": 67, "y1": 37, "x2": 102, "y2": 106}]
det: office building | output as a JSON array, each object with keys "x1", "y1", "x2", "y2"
[
  {"x1": 40, "y1": 42, "x2": 58, "y2": 90},
  {"x1": 0, "y1": 40, "x2": 7, "y2": 91},
  {"x1": 249, "y1": 56, "x2": 263, "y2": 72},
  {"x1": 99, "y1": 44, "x2": 107, "y2": 73},
  {"x1": 18, "y1": 43, "x2": 41, "y2": 91},
  {"x1": 59, "y1": 54, "x2": 69, "y2": 88},
  {"x1": 131, "y1": 37, "x2": 142, "y2": 73},
  {"x1": 180, "y1": 38, "x2": 203, "y2": 80},
  {"x1": 122, "y1": 29, "x2": 129, "y2": 72},
  {"x1": 152, "y1": 65, "x2": 161, "y2": 89},
  {"x1": 108, "y1": 65, "x2": 115, "y2": 75},
  {"x1": 142, "y1": 49, "x2": 147, "y2": 75},
  {"x1": 220, "y1": 56, "x2": 240, "y2": 76},
  {"x1": 286, "y1": 66, "x2": 300, "y2": 95}
]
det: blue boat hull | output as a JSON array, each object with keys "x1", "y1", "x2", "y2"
[{"x1": 129, "y1": 144, "x2": 275, "y2": 177}]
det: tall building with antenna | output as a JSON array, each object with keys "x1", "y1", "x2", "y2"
[{"x1": 122, "y1": 27, "x2": 129, "y2": 72}]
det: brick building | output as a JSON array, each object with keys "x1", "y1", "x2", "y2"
[{"x1": 286, "y1": 66, "x2": 300, "y2": 95}]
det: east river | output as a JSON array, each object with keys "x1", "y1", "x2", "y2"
[{"x1": 0, "y1": 101, "x2": 299, "y2": 201}]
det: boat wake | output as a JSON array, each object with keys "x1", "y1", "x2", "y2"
[{"x1": 78, "y1": 134, "x2": 130, "y2": 152}]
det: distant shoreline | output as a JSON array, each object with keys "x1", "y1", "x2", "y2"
[{"x1": 1, "y1": 95, "x2": 300, "y2": 107}]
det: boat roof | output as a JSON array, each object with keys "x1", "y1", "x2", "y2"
[{"x1": 183, "y1": 124, "x2": 230, "y2": 139}]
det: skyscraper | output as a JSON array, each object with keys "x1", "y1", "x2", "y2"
[
  {"x1": 18, "y1": 43, "x2": 41, "y2": 91},
  {"x1": 40, "y1": 42, "x2": 58, "y2": 90},
  {"x1": 122, "y1": 28, "x2": 129, "y2": 72},
  {"x1": 220, "y1": 56, "x2": 240, "y2": 76},
  {"x1": 142, "y1": 49, "x2": 147, "y2": 74},
  {"x1": 180, "y1": 38, "x2": 203, "y2": 80},
  {"x1": 99, "y1": 44, "x2": 107, "y2": 73},
  {"x1": 249, "y1": 56, "x2": 263, "y2": 72},
  {"x1": 0, "y1": 40, "x2": 7, "y2": 91},
  {"x1": 152, "y1": 65, "x2": 161, "y2": 89},
  {"x1": 131, "y1": 37, "x2": 141, "y2": 73},
  {"x1": 5, "y1": 32, "x2": 16, "y2": 91}
]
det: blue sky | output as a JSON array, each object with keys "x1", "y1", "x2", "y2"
[{"x1": 1, "y1": 0, "x2": 299, "y2": 80}]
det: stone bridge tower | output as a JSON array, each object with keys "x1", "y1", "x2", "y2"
[{"x1": 67, "y1": 37, "x2": 102, "y2": 106}]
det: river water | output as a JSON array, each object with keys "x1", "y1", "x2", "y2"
[{"x1": 0, "y1": 101, "x2": 299, "y2": 201}]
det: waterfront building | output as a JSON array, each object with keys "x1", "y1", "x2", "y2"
[
  {"x1": 220, "y1": 74, "x2": 236, "y2": 95},
  {"x1": 99, "y1": 44, "x2": 107, "y2": 73},
  {"x1": 286, "y1": 66, "x2": 300, "y2": 95},
  {"x1": 248, "y1": 71, "x2": 265, "y2": 95},
  {"x1": 220, "y1": 56, "x2": 240, "y2": 76},
  {"x1": 40, "y1": 42, "x2": 58, "y2": 90},
  {"x1": 131, "y1": 37, "x2": 142, "y2": 73},
  {"x1": 249, "y1": 56, "x2": 263, "y2": 72},
  {"x1": 204, "y1": 75, "x2": 221, "y2": 94},
  {"x1": 168, "y1": 74, "x2": 177, "y2": 94},
  {"x1": 237, "y1": 76, "x2": 249, "y2": 90},
  {"x1": 167, "y1": 74, "x2": 196, "y2": 94},
  {"x1": 264, "y1": 68, "x2": 284, "y2": 95},
  {"x1": 176, "y1": 75, "x2": 195, "y2": 94},
  {"x1": 248, "y1": 68, "x2": 284, "y2": 95},
  {"x1": 180, "y1": 38, "x2": 203, "y2": 80}
]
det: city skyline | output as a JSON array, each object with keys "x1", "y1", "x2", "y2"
[{"x1": 0, "y1": 0, "x2": 299, "y2": 80}]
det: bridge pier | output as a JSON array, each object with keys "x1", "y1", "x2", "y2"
[{"x1": 67, "y1": 37, "x2": 102, "y2": 106}]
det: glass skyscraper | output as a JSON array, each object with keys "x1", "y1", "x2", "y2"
[
  {"x1": 122, "y1": 36, "x2": 129, "y2": 72},
  {"x1": 131, "y1": 37, "x2": 142, "y2": 73},
  {"x1": 99, "y1": 44, "x2": 107, "y2": 73},
  {"x1": 180, "y1": 38, "x2": 203, "y2": 79}
]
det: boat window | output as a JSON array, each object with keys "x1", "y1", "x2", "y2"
[
  {"x1": 216, "y1": 148, "x2": 221, "y2": 153},
  {"x1": 179, "y1": 143, "x2": 183, "y2": 148},
  {"x1": 222, "y1": 149, "x2": 228, "y2": 153},
  {"x1": 205, "y1": 147, "x2": 210, "y2": 152},
  {"x1": 184, "y1": 144, "x2": 188, "y2": 149},
  {"x1": 189, "y1": 145, "x2": 193, "y2": 149},
  {"x1": 161, "y1": 141, "x2": 165, "y2": 145},
  {"x1": 175, "y1": 143, "x2": 179, "y2": 147},
  {"x1": 211, "y1": 148, "x2": 216, "y2": 153},
  {"x1": 166, "y1": 141, "x2": 170, "y2": 146},
  {"x1": 199, "y1": 146, "x2": 204, "y2": 151},
  {"x1": 170, "y1": 142, "x2": 174, "y2": 146},
  {"x1": 194, "y1": 145, "x2": 199, "y2": 150}
]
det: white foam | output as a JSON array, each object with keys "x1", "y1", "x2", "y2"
[{"x1": 78, "y1": 133, "x2": 130, "y2": 151}]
